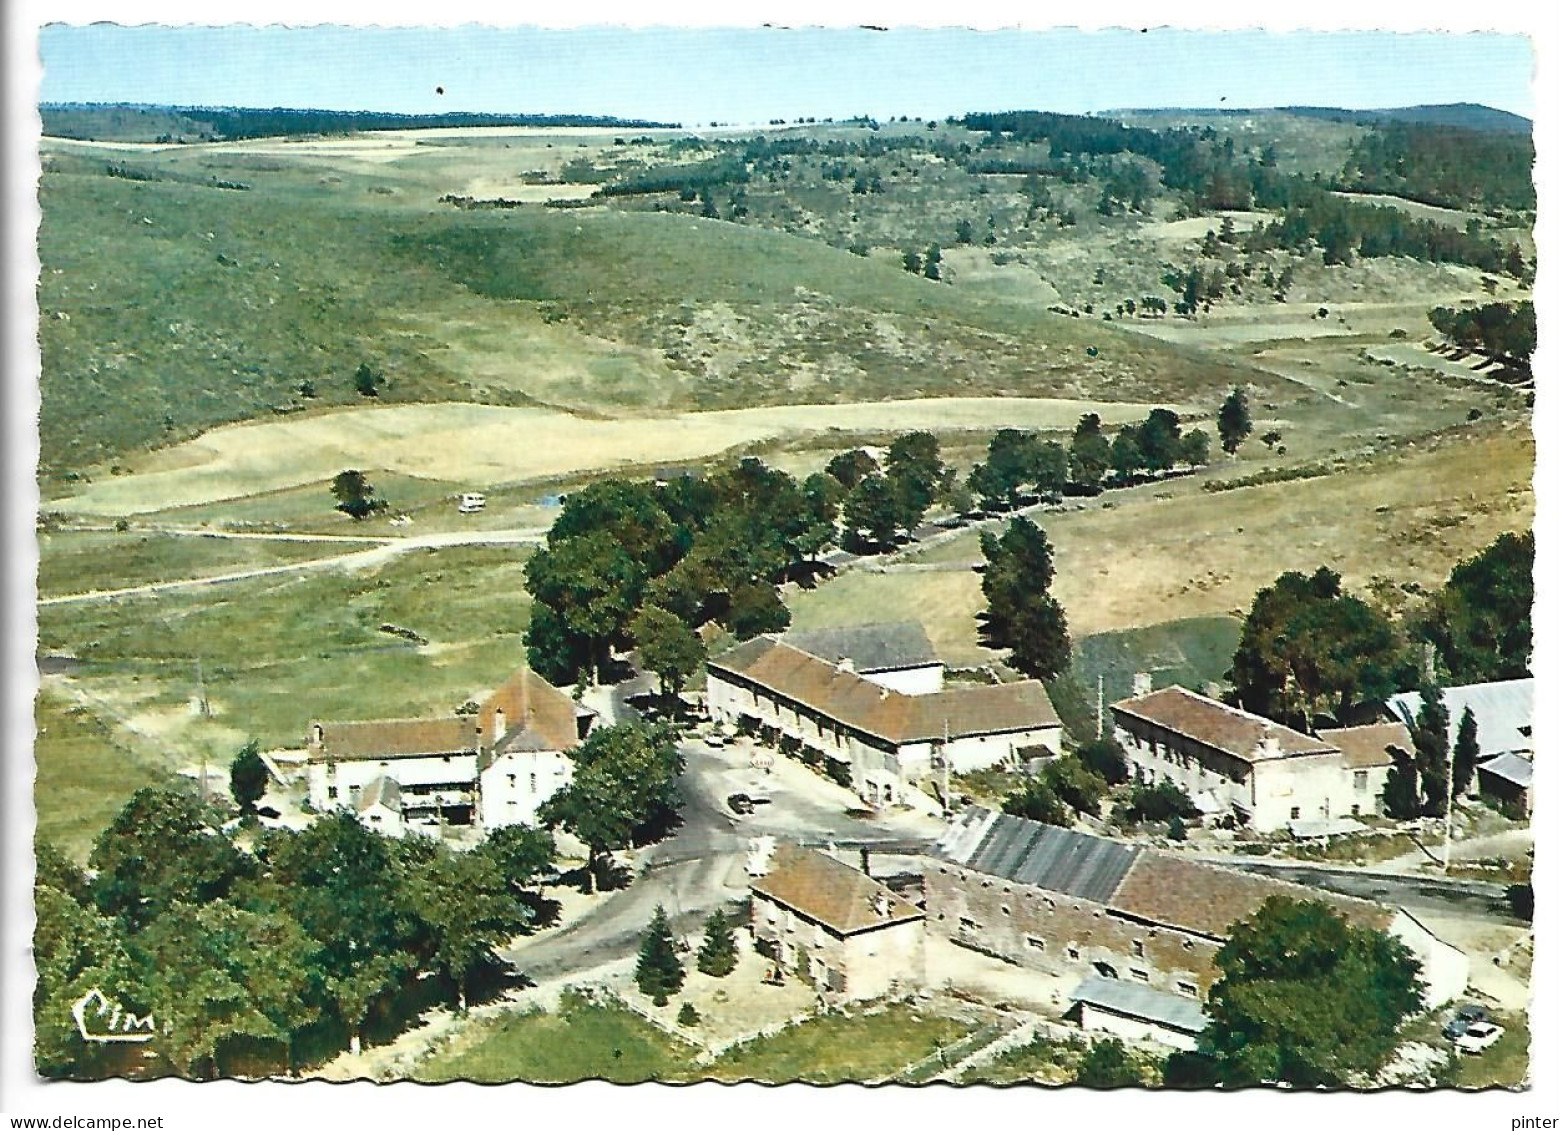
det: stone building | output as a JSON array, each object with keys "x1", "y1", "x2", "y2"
[
  {"x1": 749, "y1": 843, "x2": 925, "y2": 1002},
  {"x1": 924, "y1": 807, "x2": 1467, "y2": 1010},
  {"x1": 707, "y1": 622, "x2": 1062, "y2": 809},
  {"x1": 304, "y1": 665, "x2": 592, "y2": 836},
  {"x1": 1111, "y1": 685, "x2": 1403, "y2": 832}
]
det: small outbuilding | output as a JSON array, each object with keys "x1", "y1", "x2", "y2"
[{"x1": 1068, "y1": 975, "x2": 1208, "y2": 1051}]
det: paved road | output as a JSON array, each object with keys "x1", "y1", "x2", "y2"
[
  {"x1": 1207, "y1": 857, "x2": 1520, "y2": 923},
  {"x1": 501, "y1": 731, "x2": 944, "y2": 984}
]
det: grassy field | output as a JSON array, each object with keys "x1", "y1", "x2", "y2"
[
  {"x1": 32, "y1": 689, "x2": 166, "y2": 862},
  {"x1": 1074, "y1": 616, "x2": 1243, "y2": 706},
  {"x1": 36, "y1": 544, "x2": 535, "y2": 752},
  {"x1": 36, "y1": 528, "x2": 346, "y2": 597},
  {"x1": 700, "y1": 1004, "x2": 971, "y2": 1084},
  {"x1": 415, "y1": 992, "x2": 691, "y2": 1084},
  {"x1": 53, "y1": 396, "x2": 1195, "y2": 518}
]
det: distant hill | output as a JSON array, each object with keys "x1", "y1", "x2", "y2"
[
  {"x1": 1281, "y1": 103, "x2": 1532, "y2": 136},
  {"x1": 39, "y1": 102, "x2": 679, "y2": 143}
]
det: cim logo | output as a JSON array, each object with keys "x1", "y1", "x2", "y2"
[{"x1": 71, "y1": 987, "x2": 156, "y2": 1043}]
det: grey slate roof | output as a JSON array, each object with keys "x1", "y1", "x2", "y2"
[
  {"x1": 1477, "y1": 751, "x2": 1533, "y2": 790},
  {"x1": 1387, "y1": 678, "x2": 1533, "y2": 760},
  {"x1": 1069, "y1": 976, "x2": 1208, "y2": 1034},
  {"x1": 357, "y1": 775, "x2": 403, "y2": 814},
  {"x1": 779, "y1": 621, "x2": 939, "y2": 673},
  {"x1": 931, "y1": 806, "x2": 1141, "y2": 903}
]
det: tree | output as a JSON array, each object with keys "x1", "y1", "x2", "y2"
[
  {"x1": 1179, "y1": 429, "x2": 1211, "y2": 467},
  {"x1": 1002, "y1": 776, "x2": 1069, "y2": 826},
  {"x1": 1110, "y1": 425, "x2": 1144, "y2": 483},
  {"x1": 89, "y1": 786, "x2": 250, "y2": 931},
  {"x1": 696, "y1": 909, "x2": 739, "y2": 978},
  {"x1": 229, "y1": 740, "x2": 268, "y2": 813},
  {"x1": 979, "y1": 518, "x2": 1072, "y2": 681},
  {"x1": 330, "y1": 470, "x2": 386, "y2": 521},
  {"x1": 636, "y1": 905, "x2": 685, "y2": 1004},
  {"x1": 1415, "y1": 531, "x2": 1533, "y2": 683},
  {"x1": 1380, "y1": 746, "x2": 1423, "y2": 820},
  {"x1": 1077, "y1": 736, "x2": 1130, "y2": 786},
  {"x1": 1070, "y1": 414, "x2": 1112, "y2": 490},
  {"x1": 32, "y1": 885, "x2": 139, "y2": 1078},
  {"x1": 1452, "y1": 705, "x2": 1480, "y2": 800},
  {"x1": 1037, "y1": 755, "x2": 1104, "y2": 814},
  {"x1": 1411, "y1": 684, "x2": 1451, "y2": 818},
  {"x1": 631, "y1": 605, "x2": 706, "y2": 701},
  {"x1": 403, "y1": 846, "x2": 530, "y2": 1010},
  {"x1": 1075, "y1": 1038, "x2": 1144, "y2": 1088},
  {"x1": 841, "y1": 474, "x2": 899, "y2": 552},
  {"x1": 525, "y1": 530, "x2": 647, "y2": 684},
  {"x1": 1230, "y1": 567, "x2": 1409, "y2": 727},
  {"x1": 1200, "y1": 897, "x2": 1424, "y2": 1087},
  {"x1": 1138, "y1": 408, "x2": 1183, "y2": 473},
  {"x1": 477, "y1": 824, "x2": 557, "y2": 893},
  {"x1": 353, "y1": 362, "x2": 384, "y2": 397},
  {"x1": 538, "y1": 721, "x2": 684, "y2": 891},
  {"x1": 1117, "y1": 780, "x2": 1199, "y2": 825},
  {"x1": 1218, "y1": 386, "x2": 1253, "y2": 454},
  {"x1": 723, "y1": 579, "x2": 791, "y2": 640},
  {"x1": 885, "y1": 431, "x2": 945, "y2": 530},
  {"x1": 902, "y1": 248, "x2": 923, "y2": 275},
  {"x1": 826, "y1": 448, "x2": 878, "y2": 489},
  {"x1": 923, "y1": 243, "x2": 943, "y2": 280}
]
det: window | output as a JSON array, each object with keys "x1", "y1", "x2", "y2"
[
  {"x1": 1001, "y1": 906, "x2": 1012, "y2": 916},
  {"x1": 1354, "y1": 770, "x2": 1368, "y2": 791},
  {"x1": 1045, "y1": 898, "x2": 1055, "y2": 911},
  {"x1": 529, "y1": 772, "x2": 538, "y2": 792},
  {"x1": 1132, "y1": 939, "x2": 1145, "y2": 958},
  {"x1": 1131, "y1": 968, "x2": 1149, "y2": 983},
  {"x1": 1066, "y1": 945, "x2": 1081, "y2": 961},
  {"x1": 327, "y1": 786, "x2": 338, "y2": 800},
  {"x1": 1027, "y1": 936, "x2": 1045, "y2": 951},
  {"x1": 1290, "y1": 806, "x2": 1301, "y2": 820},
  {"x1": 959, "y1": 917, "x2": 980, "y2": 932},
  {"x1": 1182, "y1": 939, "x2": 1195, "y2": 952},
  {"x1": 1177, "y1": 981, "x2": 1198, "y2": 997},
  {"x1": 1351, "y1": 804, "x2": 1361, "y2": 816}
]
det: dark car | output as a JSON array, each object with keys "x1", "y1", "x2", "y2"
[
  {"x1": 727, "y1": 793, "x2": 755, "y2": 815},
  {"x1": 256, "y1": 805, "x2": 282, "y2": 820},
  {"x1": 1444, "y1": 1004, "x2": 1490, "y2": 1041}
]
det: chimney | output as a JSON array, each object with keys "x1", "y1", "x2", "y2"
[
  {"x1": 1259, "y1": 733, "x2": 1281, "y2": 759},
  {"x1": 1132, "y1": 671, "x2": 1153, "y2": 697},
  {"x1": 860, "y1": 846, "x2": 872, "y2": 876}
]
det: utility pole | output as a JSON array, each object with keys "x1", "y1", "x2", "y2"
[
  {"x1": 1096, "y1": 674, "x2": 1105, "y2": 740},
  {"x1": 1443, "y1": 728, "x2": 1456, "y2": 873}
]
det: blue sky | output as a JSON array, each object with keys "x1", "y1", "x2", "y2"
[{"x1": 38, "y1": 25, "x2": 1535, "y2": 124}]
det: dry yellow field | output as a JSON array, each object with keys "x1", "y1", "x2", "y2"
[
  {"x1": 58, "y1": 396, "x2": 1195, "y2": 516},
  {"x1": 793, "y1": 424, "x2": 1533, "y2": 650}
]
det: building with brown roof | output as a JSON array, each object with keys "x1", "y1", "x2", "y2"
[
  {"x1": 1111, "y1": 685, "x2": 1407, "y2": 832},
  {"x1": 707, "y1": 626, "x2": 1061, "y2": 810},
  {"x1": 925, "y1": 807, "x2": 1467, "y2": 1010},
  {"x1": 305, "y1": 664, "x2": 592, "y2": 836},
  {"x1": 750, "y1": 843, "x2": 925, "y2": 1002}
]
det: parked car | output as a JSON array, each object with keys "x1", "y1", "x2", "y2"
[
  {"x1": 1443, "y1": 1004, "x2": 1490, "y2": 1041},
  {"x1": 704, "y1": 731, "x2": 729, "y2": 748},
  {"x1": 1455, "y1": 1022, "x2": 1505, "y2": 1055},
  {"x1": 255, "y1": 805, "x2": 282, "y2": 820},
  {"x1": 727, "y1": 793, "x2": 755, "y2": 815}
]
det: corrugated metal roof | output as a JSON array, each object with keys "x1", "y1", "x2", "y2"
[
  {"x1": 780, "y1": 621, "x2": 939, "y2": 673},
  {"x1": 1387, "y1": 678, "x2": 1533, "y2": 760},
  {"x1": 1069, "y1": 976, "x2": 1208, "y2": 1034},
  {"x1": 933, "y1": 807, "x2": 1141, "y2": 903},
  {"x1": 1478, "y1": 751, "x2": 1533, "y2": 789}
]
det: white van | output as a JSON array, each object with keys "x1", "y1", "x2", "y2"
[{"x1": 457, "y1": 492, "x2": 487, "y2": 514}]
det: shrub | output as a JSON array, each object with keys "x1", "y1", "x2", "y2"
[{"x1": 677, "y1": 1002, "x2": 700, "y2": 1027}]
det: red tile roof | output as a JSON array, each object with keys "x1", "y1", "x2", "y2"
[
  {"x1": 1111, "y1": 685, "x2": 1336, "y2": 762},
  {"x1": 710, "y1": 637, "x2": 1059, "y2": 744},
  {"x1": 1319, "y1": 722, "x2": 1411, "y2": 770},
  {"x1": 750, "y1": 843, "x2": 923, "y2": 936},
  {"x1": 312, "y1": 716, "x2": 478, "y2": 761}
]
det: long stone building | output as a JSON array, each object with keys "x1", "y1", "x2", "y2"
[
  {"x1": 1111, "y1": 684, "x2": 1406, "y2": 832},
  {"x1": 924, "y1": 806, "x2": 1467, "y2": 1010},
  {"x1": 706, "y1": 622, "x2": 1062, "y2": 810}
]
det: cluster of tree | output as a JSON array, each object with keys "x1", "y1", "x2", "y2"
[
  {"x1": 634, "y1": 907, "x2": 738, "y2": 1005},
  {"x1": 1229, "y1": 566, "x2": 1415, "y2": 730},
  {"x1": 978, "y1": 517, "x2": 1071, "y2": 682},
  {"x1": 1382, "y1": 686, "x2": 1481, "y2": 821},
  {"x1": 1412, "y1": 531, "x2": 1533, "y2": 685},
  {"x1": 538, "y1": 720, "x2": 685, "y2": 891},
  {"x1": 1335, "y1": 121, "x2": 1535, "y2": 213},
  {"x1": 1428, "y1": 302, "x2": 1535, "y2": 371},
  {"x1": 1114, "y1": 779, "x2": 1200, "y2": 827},
  {"x1": 524, "y1": 462, "x2": 829, "y2": 684},
  {"x1": 35, "y1": 787, "x2": 558, "y2": 1078},
  {"x1": 1001, "y1": 751, "x2": 1107, "y2": 826},
  {"x1": 1188, "y1": 897, "x2": 1425, "y2": 1087},
  {"x1": 527, "y1": 438, "x2": 959, "y2": 686},
  {"x1": 596, "y1": 156, "x2": 751, "y2": 199},
  {"x1": 901, "y1": 244, "x2": 943, "y2": 280},
  {"x1": 1107, "y1": 410, "x2": 1210, "y2": 484},
  {"x1": 41, "y1": 104, "x2": 678, "y2": 143}
]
